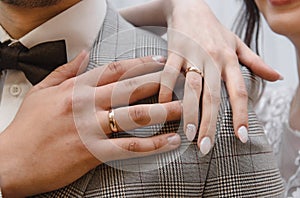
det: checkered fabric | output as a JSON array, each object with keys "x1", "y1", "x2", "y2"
[{"x1": 33, "y1": 2, "x2": 284, "y2": 197}]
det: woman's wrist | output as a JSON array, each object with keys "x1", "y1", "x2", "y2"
[{"x1": 163, "y1": 0, "x2": 212, "y2": 28}]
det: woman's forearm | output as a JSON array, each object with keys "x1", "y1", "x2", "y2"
[
  {"x1": 119, "y1": 0, "x2": 171, "y2": 27},
  {"x1": 119, "y1": 0, "x2": 215, "y2": 29}
]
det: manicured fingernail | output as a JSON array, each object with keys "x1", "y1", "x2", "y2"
[
  {"x1": 168, "y1": 134, "x2": 181, "y2": 145},
  {"x1": 200, "y1": 137, "x2": 211, "y2": 155},
  {"x1": 279, "y1": 74, "x2": 284, "y2": 80},
  {"x1": 186, "y1": 124, "x2": 197, "y2": 141},
  {"x1": 238, "y1": 126, "x2": 249, "y2": 143},
  {"x1": 275, "y1": 70, "x2": 284, "y2": 80},
  {"x1": 152, "y1": 55, "x2": 166, "y2": 64}
]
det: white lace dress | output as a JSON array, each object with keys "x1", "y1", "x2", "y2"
[{"x1": 256, "y1": 86, "x2": 300, "y2": 197}]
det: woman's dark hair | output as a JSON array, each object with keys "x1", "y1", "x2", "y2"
[{"x1": 235, "y1": 1, "x2": 261, "y2": 53}]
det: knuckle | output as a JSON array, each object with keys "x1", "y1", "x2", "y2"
[
  {"x1": 187, "y1": 75, "x2": 202, "y2": 90},
  {"x1": 60, "y1": 94, "x2": 74, "y2": 114},
  {"x1": 60, "y1": 79, "x2": 75, "y2": 91},
  {"x1": 152, "y1": 137, "x2": 163, "y2": 150},
  {"x1": 54, "y1": 63, "x2": 71, "y2": 77},
  {"x1": 223, "y1": 49, "x2": 238, "y2": 61},
  {"x1": 108, "y1": 61, "x2": 125, "y2": 75},
  {"x1": 60, "y1": 86, "x2": 87, "y2": 114},
  {"x1": 123, "y1": 78, "x2": 138, "y2": 90},
  {"x1": 235, "y1": 86, "x2": 248, "y2": 99},
  {"x1": 206, "y1": 46, "x2": 219, "y2": 58},
  {"x1": 129, "y1": 107, "x2": 149, "y2": 125},
  {"x1": 204, "y1": 90, "x2": 221, "y2": 105},
  {"x1": 57, "y1": 63, "x2": 69, "y2": 72},
  {"x1": 166, "y1": 102, "x2": 181, "y2": 116},
  {"x1": 245, "y1": 57, "x2": 257, "y2": 68},
  {"x1": 127, "y1": 139, "x2": 140, "y2": 152}
]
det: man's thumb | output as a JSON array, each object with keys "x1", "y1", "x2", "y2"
[{"x1": 36, "y1": 50, "x2": 89, "y2": 89}]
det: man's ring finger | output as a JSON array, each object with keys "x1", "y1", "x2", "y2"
[{"x1": 108, "y1": 109, "x2": 118, "y2": 133}]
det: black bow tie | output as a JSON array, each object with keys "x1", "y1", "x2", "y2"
[{"x1": 0, "y1": 40, "x2": 67, "y2": 85}]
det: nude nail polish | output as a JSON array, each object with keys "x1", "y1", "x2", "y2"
[
  {"x1": 200, "y1": 137, "x2": 211, "y2": 156},
  {"x1": 186, "y1": 124, "x2": 197, "y2": 141},
  {"x1": 238, "y1": 126, "x2": 249, "y2": 143},
  {"x1": 152, "y1": 55, "x2": 166, "y2": 64},
  {"x1": 168, "y1": 134, "x2": 181, "y2": 146},
  {"x1": 275, "y1": 69, "x2": 284, "y2": 80},
  {"x1": 279, "y1": 74, "x2": 284, "y2": 80}
]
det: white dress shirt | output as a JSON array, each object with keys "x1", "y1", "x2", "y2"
[{"x1": 0, "y1": 0, "x2": 107, "y2": 132}]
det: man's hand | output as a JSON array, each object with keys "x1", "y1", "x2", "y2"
[{"x1": 0, "y1": 52, "x2": 182, "y2": 197}]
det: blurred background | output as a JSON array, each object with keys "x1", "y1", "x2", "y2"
[{"x1": 111, "y1": 0, "x2": 297, "y2": 88}]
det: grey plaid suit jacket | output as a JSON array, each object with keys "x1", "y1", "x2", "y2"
[{"x1": 34, "y1": 2, "x2": 284, "y2": 197}]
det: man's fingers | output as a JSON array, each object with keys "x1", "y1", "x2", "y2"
[
  {"x1": 80, "y1": 56, "x2": 165, "y2": 87},
  {"x1": 159, "y1": 53, "x2": 184, "y2": 103},
  {"x1": 97, "y1": 101, "x2": 182, "y2": 135},
  {"x1": 98, "y1": 133, "x2": 181, "y2": 162},
  {"x1": 36, "y1": 50, "x2": 89, "y2": 90},
  {"x1": 96, "y1": 72, "x2": 161, "y2": 109},
  {"x1": 223, "y1": 62, "x2": 249, "y2": 143},
  {"x1": 99, "y1": 56, "x2": 166, "y2": 86},
  {"x1": 236, "y1": 38, "x2": 283, "y2": 81},
  {"x1": 183, "y1": 64, "x2": 203, "y2": 142}
]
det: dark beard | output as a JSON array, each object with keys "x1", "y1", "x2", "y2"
[{"x1": 0, "y1": 0, "x2": 62, "y2": 7}]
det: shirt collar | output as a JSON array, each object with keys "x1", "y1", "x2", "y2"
[{"x1": 0, "y1": 0, "x2": 107, "y2": 61}]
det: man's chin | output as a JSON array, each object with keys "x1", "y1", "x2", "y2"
[{"x1": 0, "y1": 0, "x2": 62, "y2": 8}]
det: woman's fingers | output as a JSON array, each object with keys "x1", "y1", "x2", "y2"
[
  {"x1": 98, "y1": 133, "x2": 181, "y2": 162},
  {"x1": 223, "y1": 61, "x2": 249, "y2": 143},
  {"x1": 79, "y1": 56, "x2": 166, "y2": 86},
  {"x1": 197, "y1": 63, "x2": 221, "y2": 156},
  {"x1": 97, "y1": 101, "x2": 182, "y2": 135},
  {"x1": 159, "y1": 53, "x2": 185, "y2": 103},
  {"x1": 183, "y1": 64, "x2": 203, "y2": 141},
  {"x1": 236, "y1": 37, "x2": 283, "y2": 81}
]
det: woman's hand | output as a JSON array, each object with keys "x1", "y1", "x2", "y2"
[
  {"x1": 0, "y1": 52, "x2": 182, "y2": 197},
  {"x1": 161, "y1": 0, "x2": 283, "y2": 155},
  {"x1": 120, "y1": 0, "x2": 282, "y2": 155}
]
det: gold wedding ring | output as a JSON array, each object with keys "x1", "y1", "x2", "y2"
[
  {"x1": 108, "y1": 109, "x2": 118, "y2": 133},
  {"x1": 185, "y1": 66, "x2": 204, "y2": 78}
]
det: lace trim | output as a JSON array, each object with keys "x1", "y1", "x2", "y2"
[{"x1": 286, "y1": 151, "x2": 300, "y2": 197}]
